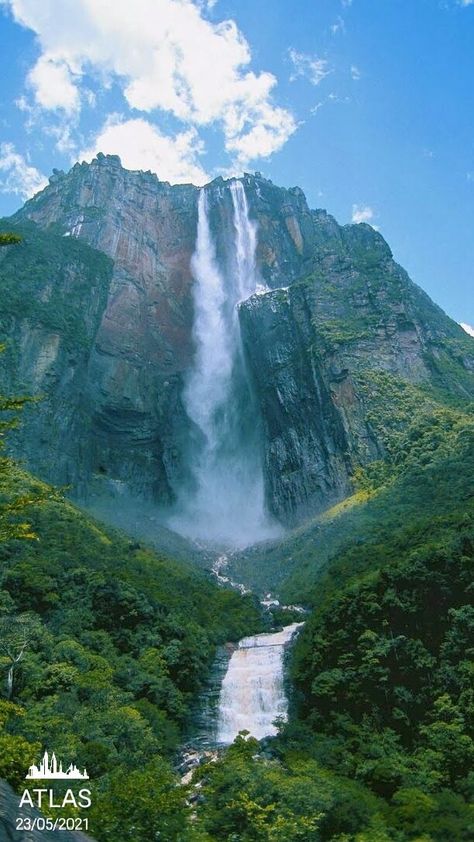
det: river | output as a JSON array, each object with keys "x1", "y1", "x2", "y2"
[
  {"x1": 205, "y1": 553, "x2": 303, "y2": 744},
  {"x1": 180, "y1": 564, "x2": 304, "y2": 782}
]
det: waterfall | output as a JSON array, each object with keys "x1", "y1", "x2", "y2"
[
  {"x1": 230, "y1": 179, "x2": 258, "y2": 302},
  {"x1": 170, "y1": 181, "x2": 280, "y2": 548},
  {"x1": 216, "y1": 623, "x2": 303, "y2": 743}
]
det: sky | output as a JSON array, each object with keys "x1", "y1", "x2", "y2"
[{"x1": 0, "y1": 0, "x2": 473, "y2": 328}]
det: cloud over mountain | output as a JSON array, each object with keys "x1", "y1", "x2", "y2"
[{"x1": 3, "y1": 0, "x2": 296, "y2": 181}]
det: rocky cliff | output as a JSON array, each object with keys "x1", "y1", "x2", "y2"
[
  {"x1": 0, "y1": 155, "x2": 472, "y2": 527},
  {"x1": 239, "y1": 222, "x2": 474, "y2": 520}
]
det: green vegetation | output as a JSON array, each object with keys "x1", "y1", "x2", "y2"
[
  {"x1": 192, "y1": 734, "x2": 393, "y2": 840},
  {"x1": 0, "y1": 367, "x2": 262, "y2": 838},
  {"x1": 301, "y1": 225, "x2": 474, "y2": 403},
  {"x1": 0, "y1": 462, "x2": 262, "y2": 828},
  {"x1": 228, "y1": 372, "x2": 473, "y2": 599},
  {"x1": 1, "y1": 221, "x2": 472, "y2": 838},
  {"x1": 209, "y1": 370, "x2": 473, "y2": 841},
  {"x1": 285, "y1": 518, "x2": 473, "y2": 840},
  {"x1": 0, "y1": 219, "x2": 112, "y2": 351},
  {"x1": 0, "y1": 233, "x2": 22, "y2": 247},
  {"x1": 285, "y1": 375, "x2": 473, "y2": 606},
  {"x1": 311, "y1": 314, "x2": 378, "y2": 346},
  {"x1": 189, "y1": 491, "x2": 473, "y2": 839}
]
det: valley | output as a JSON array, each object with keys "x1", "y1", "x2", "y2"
[{"x1": 0, "y1": 158, "x2": 473, "y2": 840}]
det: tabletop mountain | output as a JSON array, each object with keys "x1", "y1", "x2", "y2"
[{"x1": 0, "y1": 154, "x2": 472, "y2": 535}]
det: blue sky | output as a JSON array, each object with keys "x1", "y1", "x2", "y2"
[{"x1": 0, "y1": 0, "x2": 473, "y2": 328}]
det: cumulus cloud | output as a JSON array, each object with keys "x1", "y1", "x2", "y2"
[
  {"x1": 0, "y1": 142, "x2": 47, "y2": 199},
  {"x1": 5, "y1": 0, "x2": 296, "y2": 168},
  {"x1": 79, "y1": 117, "x2": 209, "y2": 185},
  {"x1": 460, "y1": 322, "x2": 474, "y2": 337},
  {"x1": 28, "y1": 54, "x2": 80, "y2": 113},
  {"x1": 288, "y1": 48, "x2": 330, "y2": 86},
  {"x1": 351, "y1": 204, "x2": 374, "y2": 224}
]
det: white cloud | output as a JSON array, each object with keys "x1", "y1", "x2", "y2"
[
  {"x1": 224, "y1": 101, "x2": 297, "y2": 162},
  {"x1": 351, "y1": 64, "x2": 361, "y2": 80},
  {"x1": 0, "y1": 142, "x2": 47, "y2": 199},
  {"x1": 460, "y1": 322, "x2": 474, "y2": 337},
  {"x1": 28, "y1": 54, "x2": 80, "y2": 113},
  {"x1": 79, "y1": 116, "x2": 209, "y2": 185},
  {"x1": 351, "y1": 204, "x2": 374, "y2": 224},
  {"x1": 289, "y1": 48, "x2": 330, "y2": 86},
  {"x1": 459, "y1": 1, "x2": 474, "y2": 6},
  {"x1": 5, "y1": 0, "x2": 296, "y2": 168}
]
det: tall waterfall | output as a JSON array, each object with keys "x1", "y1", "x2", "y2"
[
  {"x1": 171, "y1": 181, "x2": 279, "y2": 547},
  {"x1": 216, "y1": 623, "x2": 303, "y2": 743},
  {"x1": 231, "y1": 179, "x2": 258, "y2": 302}
]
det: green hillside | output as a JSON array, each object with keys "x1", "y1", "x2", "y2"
[{"x1": 0, "y1": 451, "x2": 261, "y2": 838}]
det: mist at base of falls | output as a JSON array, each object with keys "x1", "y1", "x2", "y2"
[
  {"x1": 169, "y1": 472, "x2": 281, "y2": 550},
  {"x1": 169, "y1": 180, "x2": 281, "y2": 549}
]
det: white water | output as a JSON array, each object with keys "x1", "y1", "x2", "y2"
[
  {"x1": 170, "y1": 181, "x2": 280, "y2": 547},
  {"x1": 216, "y1": 623, "x2": 303, "y2": 743},
  {"x1": 231, "y1": 179, "x2": 258, "y2": 302},
  {"x1": 212, "y1": 554, "x2": 251, "y2": 594}
]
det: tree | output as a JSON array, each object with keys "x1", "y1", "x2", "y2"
[
  {"x1": 0, "y1": 232, "x2": 21, "y2": 247},
  {"x1": 0, "y1": 700, "x2": 40, "y2": 788},
  {"x1": 0, "y1": 613, "x2": 42, "y2": 698},
  {"x1": 90, "y1": 759, "x2": 188, "y2": 840}
]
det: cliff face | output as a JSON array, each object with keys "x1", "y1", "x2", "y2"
[
  {"x1": 1, "y1": 155, "x2": 472, "y2": 526},
  {"x1": 239, "y1": 220, "x2": 474, "y2": 521},
  {"x1": 0, "y1": 223, "x2": 112, "y2": 494},
  {"x1": 7, "y1": 156, "x2": 200, "y2": 502}
]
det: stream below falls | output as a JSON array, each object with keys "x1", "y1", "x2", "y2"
[
  {"x1": 179, "y1": 558, "x2": 304, "y2": 782},
  {"x1": 190, "y1": 555, "x2": 305, "y2": 747}
]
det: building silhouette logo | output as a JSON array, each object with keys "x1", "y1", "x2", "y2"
[{"x1": 26, "y1": 751, "x2": 89, "y2": 780}]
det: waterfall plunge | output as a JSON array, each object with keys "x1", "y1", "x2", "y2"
[
  {"x1": 170, "y1": 182, "x2": 279, "y2": 548},
  {"x1": 216, "y1": 624, "x2": 304, "y2": 743}
]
